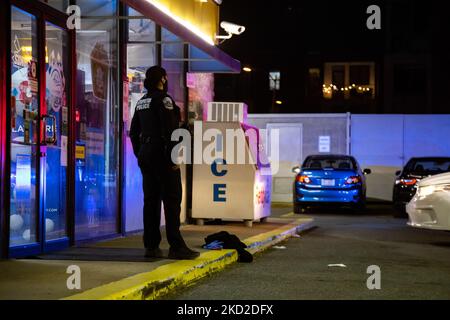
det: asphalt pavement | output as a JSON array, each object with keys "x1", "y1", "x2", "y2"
[{"x1": 168, "y1": 203, "x2": 450, "y2": 300}]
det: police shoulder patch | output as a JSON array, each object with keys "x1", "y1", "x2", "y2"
[{"x1": 163, "y1": 97, "x2": 174, "y2": 110}]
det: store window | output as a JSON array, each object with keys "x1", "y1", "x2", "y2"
[
  {"x1": 187, "y1": 73, "x2": 214, "y2": 123},
  {"x1": 126, "y1": 7, "x2": 156, "y2": 131},
  {"x1": 162, "y1": 28, "x2": 186, "y2": 122},
  {"x1": 124, "y1": 7, "x2": 157, "y2": 233},
  {"x1": 75, "y1": 0, "x2": 117, "y2": 16},
  {"x1": 39, "y1": 0, "x2": 70, "y2": 12},
  {"x1": 128, "y1": 7, "x2": 156, "y2": 42},
  {"x1": 74, "y1": 0, "x2": 119, "y2": 240}
]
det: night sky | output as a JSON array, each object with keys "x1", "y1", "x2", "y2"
[
  {"x1": 215, "y1": 0, "x2": 450, "y2": 114},
  {"x1": 218, "y1": 0, "x2": 385, "y2": 70}
]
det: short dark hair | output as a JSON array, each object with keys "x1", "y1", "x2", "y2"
[{"x1": 144, "y1": 66, "x2": 167, "y2": 91}]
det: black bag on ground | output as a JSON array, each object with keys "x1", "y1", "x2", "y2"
[{"x1": 204, "y1": 231, "x2": 253, "y2": 263}]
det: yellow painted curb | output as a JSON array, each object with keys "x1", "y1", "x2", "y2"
[
  {"x1": 245, "y1": 218, "x2": 313, "y2": 254},
  {"x1": 63, "y1": 218, "x2": 313, "y2": 300},
  {"x1": 63, "y1": 250, "x2": 237, "y2": 300}
]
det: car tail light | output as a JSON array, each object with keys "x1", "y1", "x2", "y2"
[
  {"x1": 296, "y1": 175, "x2": 311, "y2": 184},
  {"x1": 399, "y1": 178, "x2": 417, "y2": 186},
  {"x1": 345, "y1": 176, "x2": 361, "y2": 184}
]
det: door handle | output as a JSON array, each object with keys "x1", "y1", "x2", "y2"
[{"x1": 41, "y1": 114, "x2": 57, "y2": 145}]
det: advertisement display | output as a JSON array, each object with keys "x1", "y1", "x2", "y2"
[{"x1": 90, "y1": 43, "x2": 109, "y2": 101}]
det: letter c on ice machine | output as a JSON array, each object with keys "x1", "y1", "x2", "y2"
[{"x1": 192, "y1": 102, "x2": 272, "y2": 227}]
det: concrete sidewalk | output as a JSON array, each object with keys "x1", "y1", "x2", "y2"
[{"x1": 0, "y1": 214, "x2": 313, "y2": 300}]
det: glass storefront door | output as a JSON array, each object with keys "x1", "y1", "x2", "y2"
[
  {"x1": 9, "y1": 3, "x2": 72, "y2": 257},
  {"x1": 43, "y1": 21, "x2": 69, "y2": 244},
  {"x1": 10, "y1": 6, "x2": 40, "y2": 252}
]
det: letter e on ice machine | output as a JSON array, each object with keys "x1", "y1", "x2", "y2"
[{"x1": 192, "y1": 102, "x2": 272, "y2": 227}]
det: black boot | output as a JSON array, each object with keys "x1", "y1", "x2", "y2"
[
  {"x1": 168, "y1": 246, "x2": 200, "y2": 260},
  {"x1": 145, "y1": 248, "x2": 164, "y2": 258}
]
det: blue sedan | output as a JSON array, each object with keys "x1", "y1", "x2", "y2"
[{"x1": 293, "y1": 155, "x2": 371, "y2": 213}]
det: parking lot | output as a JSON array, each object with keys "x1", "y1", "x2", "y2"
[{"x1": 168, "y1": 203, "x2": 450, "y2": 300}]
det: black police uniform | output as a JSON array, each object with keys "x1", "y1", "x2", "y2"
[{"x1": 130, "y1": 88, "x2": 187, "y2": 251}]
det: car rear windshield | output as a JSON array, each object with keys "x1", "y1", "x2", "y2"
[
  {"x1": 302, "y1": 157, "x2": 356, "y2": 170},
  {"x1": 405, "y1": 159, "x2": 450, "y2": 174}
]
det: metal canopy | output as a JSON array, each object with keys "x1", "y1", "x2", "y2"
[{"x1": 122, "y1": 0, "x2": 241, "y2": 73}]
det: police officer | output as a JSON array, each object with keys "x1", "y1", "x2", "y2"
[{"x1": 130, "y1": 66, "x2": 199, "y2": 260}]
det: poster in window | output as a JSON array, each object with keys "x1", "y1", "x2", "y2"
[
  {"x1": 28, "y1": 60, "x2": 38, "y2": 94},
  {"x1": 90, "y1": 43, "x2": 109, "y2": 101}
]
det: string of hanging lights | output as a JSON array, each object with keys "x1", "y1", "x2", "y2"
[{"x1": 322, "y1": 83, "x2": 372, "y2": 95}]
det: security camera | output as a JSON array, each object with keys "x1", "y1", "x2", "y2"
[
  {"x1": 216, "y1": 21, "x2": 246, "y2": 43},
  {"x1": 220, "y1": 21, "x2": 246, "y2": 35}
]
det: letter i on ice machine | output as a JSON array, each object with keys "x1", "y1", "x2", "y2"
[{"x1": 192, "y1": 102, "x2": 272, "y2": 227}]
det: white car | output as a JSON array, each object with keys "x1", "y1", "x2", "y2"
[{"x1": 406, "y1": 172, "x2": 450, "y2": 231}]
